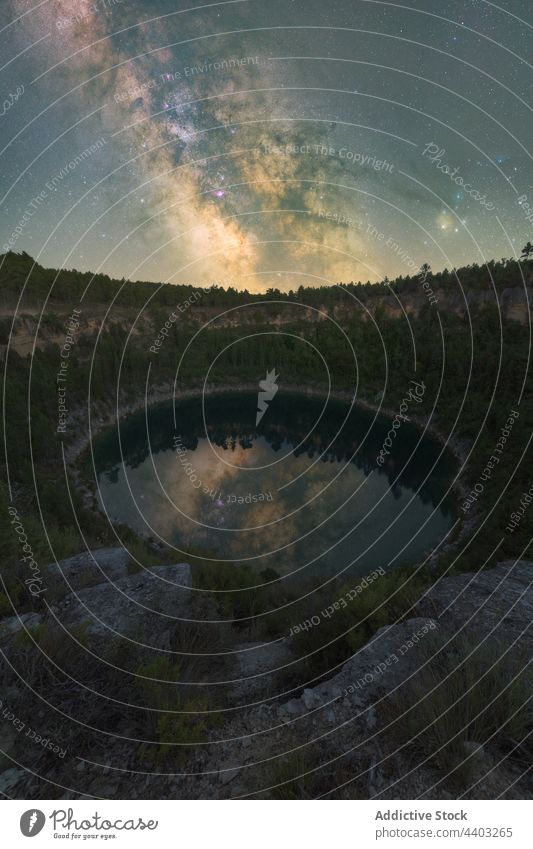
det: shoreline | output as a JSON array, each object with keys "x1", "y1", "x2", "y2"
[
  {"x1": 65, "y1": 382, "x2": 468, "y2": 459},
  {"x1": 64, "y1": 382, "x2": 476, "y2": 564}
]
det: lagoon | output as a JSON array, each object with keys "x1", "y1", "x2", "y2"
[{"x1": 92, "y1": 392, "x2": 456, "y2": 580}]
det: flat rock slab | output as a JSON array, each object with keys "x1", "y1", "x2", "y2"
[
  {"x1": 0, "y1": 768, "x2": 26, "y2": 796},
  {"x1": 416, "y1": 561, "x2": 533, "y2": 654},
  {"x1": 277, "y1": 617, "x2": 439, "y2": 720},
  {"x1": 46, "y1": 547, "x2": 132, "y2": 591},
  {"x1": 232, "y1": 639, "x2": 295, "y2": 704},
  {"x1": 56, "y1": 563, "x2": 192, "y2": 645}
]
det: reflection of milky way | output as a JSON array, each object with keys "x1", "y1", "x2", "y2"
[{"x1": 97, "y1": 424, "x2": 455, "y2": 576}]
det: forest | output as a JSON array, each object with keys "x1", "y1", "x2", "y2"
[{"x1": 1, "y1": 250, "x2": 531, "y2": 617}]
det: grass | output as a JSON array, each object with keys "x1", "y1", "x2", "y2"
[
  {"x1": 135, "y1": 655, "x2": 220, "y2": 768},
  {"x1": 262, "y1": 747, "x2": 324, "y2": 800},
  {"x1": 381, "y1": 634, "x2": 533, "y2": 794}
]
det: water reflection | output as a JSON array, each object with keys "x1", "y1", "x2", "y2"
[{"x1": 92, "y1": 393, "x2": 455, "y2": 578}]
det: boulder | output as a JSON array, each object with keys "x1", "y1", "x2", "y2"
[
  {"x1": 47, "y1": 547, "x2": 133, "y2": 591},
  {"x1": 416, "y1": 561, "x2": 533, "y2": 654},
  {"x1": 276, "y1": 617, "x2": 439, "y2": 719},
  {"x1": 0, "y1": 612, "x2": 42, "y2": 638},
  {"x1": 232, "y1": 639, "x2": 295, "y2": 704},
  {"x1": 56, "y1": 563, "x2": 192, "y2": 645},
  {"x1": 0, "y1": 768, "x2": 25, "y2": 795}
]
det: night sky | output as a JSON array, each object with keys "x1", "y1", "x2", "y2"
[{"x1": 0, "y1": 0, "x2": 531, "y2": 290}]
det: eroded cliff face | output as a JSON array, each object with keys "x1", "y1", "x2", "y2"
[
  {"x1": 1, "y1": 555, "x2": 531, "y2": 799},
  {"x1": 334, "y1": 286, "x2": 533, "y2": 324},
  {"x1": 2, "y1": 284, "x2": 532, "y2": 359}
]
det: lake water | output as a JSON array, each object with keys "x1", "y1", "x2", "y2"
[{"x1": 92, "y1": 392, "x2": 456, "y2": 579}]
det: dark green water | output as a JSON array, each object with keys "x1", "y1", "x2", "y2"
[{"x1": 92, "y1": 392, "x2": 456, "y2": 578}]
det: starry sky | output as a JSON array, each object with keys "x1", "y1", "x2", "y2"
[{"x1": 0, "y1": 0, "x2": 531, "y2": 290}]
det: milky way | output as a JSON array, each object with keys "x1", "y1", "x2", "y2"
[{"x1": 0, "y1": 0, "x2": 531, "y2": 289}]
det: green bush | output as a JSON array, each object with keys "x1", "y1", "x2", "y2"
[{"x1": 135, "y1": 656, "x2": 218, "y2": 767}]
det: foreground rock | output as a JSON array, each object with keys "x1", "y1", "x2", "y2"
[
  {"x1": 0, "y1": 611, "x2": 43, "y2": 639},
  {"x1": 55, "y1": 562, "x2": 192, "y2": 644},
  {"x1": 232, "y1": 639, "x2": 296, "y2": 704},
  {"x1": 416, "y1": 560, "x2": 533, "y2": 655},
  {"x1": 46, "y1": 547, "x2": 133, "y2": 591},
  {"x1": 1, "y1": 558, "x2": 531, "y2": 800}
]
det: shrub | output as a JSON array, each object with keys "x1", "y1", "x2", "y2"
[{"x1": 381, "y1": 634, "x2": 533, "y2": 793}]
